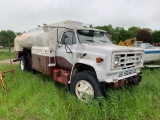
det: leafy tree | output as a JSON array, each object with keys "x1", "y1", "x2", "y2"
[
  {"x1": 0, "y1": 35, "x2": 8, "y2": 46},
  {"x1": 114, "y1": 27, "x2": 139, "y2": 44},
  {"x1": 115, "y1": 29, "x2": 132, "y2": 43},
  {"x1": 96, "y1": 24, "x2": 114, "y2": 33},
  {"x1": 95, "y1": 25, "x2": 115, "y2": 42},
  {"x1": 114, "y1": 27, "x2": 124, "y2": 34},
  {"x1": 136, "y1": 29, "x2": 153, "y2": 44},
  {"x1": 96, "y1": 25, "x2": 140, "y2": 43},
  {"x1": 141, "y1": 28, "x2": 152, "y2": 33},
  {"x1": 152, "y1": 30, "x2": 160, "y2": 43},
  {"x1": 0, "y1": 30, "x2": 16, "y2": 47},
  {"x1": 128, "y1": 26, "x2": 140, "y2": 37}
]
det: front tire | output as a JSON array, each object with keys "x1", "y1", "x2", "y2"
[{"x1": 70, "y1": 71, "x2": 106, "y2": 103}]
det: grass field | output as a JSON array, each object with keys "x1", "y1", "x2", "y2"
[
  {"x1": 0, "y1": 51, "x2": 14, "y2": 60},
  {"x1": 0, "y1": 64, "x2": 160, "y2": 120}
]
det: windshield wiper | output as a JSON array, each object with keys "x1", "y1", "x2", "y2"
[
  {"x1": 100, "y1": 40, "x2": 107, "y2": 43},
  {"x1": 86, "y1": 40, "x2": 95, "y2": 42}
]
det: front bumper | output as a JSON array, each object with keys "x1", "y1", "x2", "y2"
[{"x1": 101, "y1": 68, "x2": 141, "y2": 83}]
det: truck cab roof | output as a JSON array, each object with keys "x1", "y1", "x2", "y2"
[{"x1": 28, "y1": 20, "x2": 107, "y2": 33}]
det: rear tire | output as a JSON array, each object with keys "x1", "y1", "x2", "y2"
[
  {"x1": 20, "y1": 56, "x2": 30, "y2": 71},
  {"x1": 70, "y1": 71, "x2": 106, "y2": 103}
]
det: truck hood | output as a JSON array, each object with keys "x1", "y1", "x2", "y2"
[{"x1": 82, "y1": 43, "x2": 144, "y2": 53}]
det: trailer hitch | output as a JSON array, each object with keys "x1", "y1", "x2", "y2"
[{"x1": 0, "y1": 59, "x2": 14, "y2": 94}]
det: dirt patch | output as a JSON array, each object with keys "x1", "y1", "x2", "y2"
[{"x1": 0, "y1": 59, "x2": 19, "y2": 64}]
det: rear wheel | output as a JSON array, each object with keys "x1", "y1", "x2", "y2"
[
  {"x1": 20, "y1": 56, "x2": 30, "y2": 71},
  {"x1": 70, "y1": 71, "x2": 106, "y2": 103}
]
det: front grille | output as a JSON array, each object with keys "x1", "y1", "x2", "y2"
[{"x1": 112, "y1": 52, "x2": 143, "y2": 69}]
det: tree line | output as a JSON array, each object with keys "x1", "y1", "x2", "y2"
[
  {"x1": 0, "y1": 25, "x2": 160, "y2": 47},
  {"x1": 96, "y1": 25, "x2": 160, "y2": 44},
  {"x1": 0, "y1": 30, "x2": 16, "y2": 47}
]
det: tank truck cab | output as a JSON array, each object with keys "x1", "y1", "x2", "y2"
[{"x1": 14, "y1": 20, "x2": 144, "y2": 102}]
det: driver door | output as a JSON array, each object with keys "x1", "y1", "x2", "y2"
[{"x1": 56, "y1": 31, "x2": 77, "y2": 70}]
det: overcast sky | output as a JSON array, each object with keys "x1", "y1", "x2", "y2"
[{"x1": 1, "y1": 0, "x2": 160, "y2": 32}]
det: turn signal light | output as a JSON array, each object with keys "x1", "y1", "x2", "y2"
[{"x1": 96, "y1": 58, "x2": 103, "y2": 63}]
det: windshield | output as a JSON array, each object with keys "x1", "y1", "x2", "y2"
[{"x1": 77, "y1": 30, "x2": 113, "y2": 44}]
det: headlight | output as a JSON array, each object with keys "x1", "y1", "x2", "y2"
[
  {"x1": 114, "y1": 57, "x2": 119, "y2": 66},
  {"x1": 136, "y1": 53, "x2": 143, "y2": 63}
]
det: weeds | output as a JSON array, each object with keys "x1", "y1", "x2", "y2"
[
  {"x1": 0, "y1": 51, "x2": 14, "y2": 60},
  {"x1": 0, "y1": 65, "x2": 160, "y2": 120}
]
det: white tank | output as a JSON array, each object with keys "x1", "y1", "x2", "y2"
[
  {"x1": 14, "y1": 20, "x2": 83, "y2": 52},
  {"x1": 14, "y1": 26, "x2": 54, "y2": 51}
]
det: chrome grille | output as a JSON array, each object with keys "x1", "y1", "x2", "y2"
[{"x1": 112, "y1": 52, "x2": 143, "y2": 69}]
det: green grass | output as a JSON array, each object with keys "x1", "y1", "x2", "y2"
[
  {"x1": 0, "y1": 47, "x2": 14, "y2": 51},
  {"x1": 0, "y1": 65, "x2": 160, "y2": 120},
  {"x1": 0, "y1": 51, "x2": 14, "y2": 60}
]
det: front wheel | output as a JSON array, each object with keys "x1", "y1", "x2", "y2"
[{"x1": 70, "y1": 71, "x2": 106, "y2": 103}]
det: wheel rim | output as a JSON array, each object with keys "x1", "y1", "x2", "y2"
[
  {"x1": 75, "y1": 80, "x2": 94, "y2": 103},
  {"x1": 20, "y1": 59, "x2": 24, "y2": 70}
]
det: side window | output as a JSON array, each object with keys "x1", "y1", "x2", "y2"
[{"x1": 61, "y1": 31, "x2": 76, "y2": 45}]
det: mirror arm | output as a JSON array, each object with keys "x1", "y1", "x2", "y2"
[{"x1": 65, "y1": 44, "x2": 73, "y2": 53}]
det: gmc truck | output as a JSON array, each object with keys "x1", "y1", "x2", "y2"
[{"x1": 14, "y1": 20, "x2": 144, "y2": 102}]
